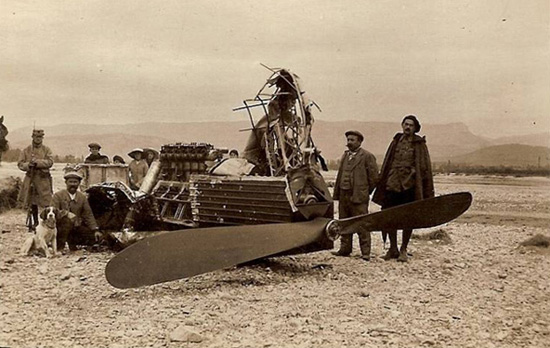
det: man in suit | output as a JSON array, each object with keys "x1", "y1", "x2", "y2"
[
  {"x1": 372, "y1": 115, "x2": 434, "y2": 262},
  {"x1": 52, "y1": 172, "x2": 102, "y2": 251},
  {"x1": 17, "y1": 129, "x2": 54, "y2": 232},
  {"x1": 333, "y1": 130, "x2": 379, "y2": 260}
]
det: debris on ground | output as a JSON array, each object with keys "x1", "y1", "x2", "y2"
[
  {"x1": 412, "y1": 228, "x2": 452, "y2": 244},
  {"x1": 520, "y1": 234, "x2": 550, "y2": 248}
]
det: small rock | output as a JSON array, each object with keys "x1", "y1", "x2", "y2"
[
  {"x1": 169, "y1": 325, "x2": 203, "y2": 343},
  {"x1": 5, "y1": 258, "x2": 15, "y2": 264},
  {"x1": 38, "y1": 264, "x2": 48, "y2": 274},
  {"x1": 60, "y1": 271, "x2": 71, "y2": 281},
  {"x1": 494, "y1": 331, "x2": 508, "y2": 341}
]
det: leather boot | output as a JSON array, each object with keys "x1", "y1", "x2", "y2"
[
  {"x1": 382, "y1": 249, "x2": 399, "y2": 261},
  {"x1": 397, "y1": 248, "x2": 409, "y2": 262},
  {"x1": 332, "y1": 234, "x2": 352, "y2": 256}
]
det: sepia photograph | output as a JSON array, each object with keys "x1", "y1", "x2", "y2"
[{"x1": 0, "y1": 1, "x2": 549, "y2": 347}]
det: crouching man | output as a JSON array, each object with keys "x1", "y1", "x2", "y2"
[{"x1": 52, "y1": 172, "x2": 102, "y2": 251}]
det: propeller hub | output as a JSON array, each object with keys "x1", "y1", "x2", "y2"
[{"x1": 325, "y1": 220, "x2": 341, "y2": 241}]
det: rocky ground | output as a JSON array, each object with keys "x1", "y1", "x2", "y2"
[{"x1": 0, "y1": 164, "x2": 549, "y2": 347}]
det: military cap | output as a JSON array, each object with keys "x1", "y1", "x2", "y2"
[
  {"x1": 88, "y1": 142, "x2": 101, "y2": 150},
  {"x1": 32, "y1": 129, "x2": 45, "y2": 137},
  {"x1": 128, "y1": 148, "x2": 144, "y2": 159},
  {"x1": 63, "y1": 171, "x2": 83, "y2": 181},
  {"x1": 345, "y1": 130, "x2": 364, "y2": 142}
]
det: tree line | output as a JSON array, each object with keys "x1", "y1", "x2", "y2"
[
  {"x1": 1, "y1": 148, "x2": 83, "y2": 163},
  {"x1": 326, "y1": 159, "x2": 550, "y2": 177}
]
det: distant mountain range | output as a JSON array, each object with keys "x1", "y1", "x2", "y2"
[
  {"x1": 7, "y1": 120, "x2": 550, "y2": 166},
  {"x1": 449, "y1": 144, "x2": 550, "y2": 167}
]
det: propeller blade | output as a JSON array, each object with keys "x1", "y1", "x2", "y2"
[
  {"x1": 338, "y1": 192, "x2": 472, "y2": 234},
  {"x1": 105, "y1": 218, "x2": 330, "y2": 289}
]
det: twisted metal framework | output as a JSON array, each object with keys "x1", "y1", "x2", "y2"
[{"x1": 235, "y1": 67, "x2": 320, "y2": 177}]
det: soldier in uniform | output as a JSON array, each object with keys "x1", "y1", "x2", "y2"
[
  {"x1": 52, "y1": 172, "x2": 102, "y2": 251},
  {"x1": 17, "y1": 129, "x2": 54, "y2": 232},
  {"x1": 128, "y1": 148, "x2": 149, "y2": 190},
  {"x1": 372, "y1": 115, "x2": 434, "y2": 262},
  {"x1": 333, "y1": 130, "x2": 379, "y2": 260},
  {"x1": 84, "y1": 142, "x2": 110, "y2": 164}
]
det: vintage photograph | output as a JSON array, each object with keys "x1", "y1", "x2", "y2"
[{"x1": 0, "y1": 1, "x2": 549, "y2": 347}]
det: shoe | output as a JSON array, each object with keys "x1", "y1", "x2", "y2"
[
  {"x1": 397, "y1": 250, "x2": 408, "y2": 262},
  {"x1": 361, "y1": 255, "x2": 370, "y2": 261},
  {"x1": 381, "y1": 250, "x2": 399, "y2": 261},
  {"x1": 331, "y1": 250, "x2": 351, "y2": 257}
]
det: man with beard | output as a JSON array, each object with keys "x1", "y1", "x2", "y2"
[
  {"x1": 17, "y1": 129, "x2": 54, "y2": 232},
  {"x1": 51, "y1": 172, "x2": 102, "y2": 252},
  {"x1": 372, "y1": 115, "x2": 434, "y2": 262},
  {"x1": 84, "y1": 142, "x2": 110, "y2": 164},
  {"x1": 332, "y1": 130, "x2": 379, "y2": 261}
]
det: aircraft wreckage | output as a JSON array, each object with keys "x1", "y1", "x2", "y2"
[{"x1": 74, "y1": 67, "x2": 472, "y2": 288}]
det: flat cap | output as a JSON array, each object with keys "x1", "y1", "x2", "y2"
[
  {"x1": 112, "y1": 155, "x2": 125, "y2": 164},
  {"x1": 345, "y1": 130, "x2": 364, "y2": 142},
  {"x1": 32, "y1": 129, "x2": 45, "y2": 137},
  {"x1": 88, "y1": 142, "x2": 101, "y2": 149},
  {"x1": 63, "y1": 171, "x2": 83, "y2": 180}
]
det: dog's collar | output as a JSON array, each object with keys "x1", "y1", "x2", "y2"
[{"x1": 44, "y1": 220, "x2": 56, "y2": 229}]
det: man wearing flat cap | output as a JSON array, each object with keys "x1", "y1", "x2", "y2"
[
  {"x1": 373, "y1": 115, "x2": 434, "y2": 262},
  {"x1": 52, "y1": 171, "x2": 102, "y2": 251},
  {"x1": 84, "y1": 142, "x2": 110, "y2": 164},
  {"x1": 333, "y1": 130, "x2": 379, "y2": 260},
  {"x1": 128, "y1": 148, "x2": 149, "y2": 190},
  {"x1": 17, "y1": 129, "x2": 54, "y2": 232}
]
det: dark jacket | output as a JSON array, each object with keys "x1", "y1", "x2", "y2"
[
  {"x1": 334, "y1": 147, "x2": 379, "y2": 204},
  {"x1": 51, "y1": 189, "x2": 99, "y2": 230},
  {"x1": 372, "y1": 133, "x2": 434, "y2": 206},
  {"x1": 84, "y1": 154, "x2": 110, "y2": 164}
]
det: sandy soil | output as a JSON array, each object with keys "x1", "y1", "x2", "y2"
[{"x1": 1, "y1": 164, "x2": 549, "y2": 347}]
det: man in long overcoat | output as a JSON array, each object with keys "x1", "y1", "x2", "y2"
[
  {"x1": 333, "y1": 130, "x2": 379, "y2": 260},
  {"x1": 372, "y1": 115, "x2": 434, "y2": 262},
  {"x1": 17, "y1": 129, "x2": 54, "y2": 232}
]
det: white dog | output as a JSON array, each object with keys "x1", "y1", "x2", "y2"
[{"x1": 20, "y1": 207, "x2": 58, "y2": 258}]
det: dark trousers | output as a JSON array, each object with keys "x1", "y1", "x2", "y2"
[
  {"x1": 338, "y1": 190, "x2": 371, "y2": 256},
  {"x1": 382, "y1": 188, "x2": 416, "y2": 252},
  {"x1": 56, "y1": 216, "x2": 96, "y2": 251}
]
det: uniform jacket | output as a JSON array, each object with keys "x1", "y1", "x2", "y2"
[
  {"x1": 372, "y1": 133, "x2": 434, "y2": 206},
  {"x1": 17, "y1": 144, "x2": 54, "y2": 207},
  {"x1": 51, "y1": 189, "x2": 99, "y2": 230},
  {"x1": 333, "y1": 147, "x2": 379, "y2": 204}
]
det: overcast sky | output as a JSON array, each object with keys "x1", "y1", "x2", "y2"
[{"x1": 2, "y1": 0, "x2": 549, "y2": 137}]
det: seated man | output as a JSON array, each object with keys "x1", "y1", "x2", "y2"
[
  {"x1": 52, "y1": 172, "x2": 102, "y2": 251},
  {"x1": 84, "y1": 142, "x2": 110, "y2": 164}
]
